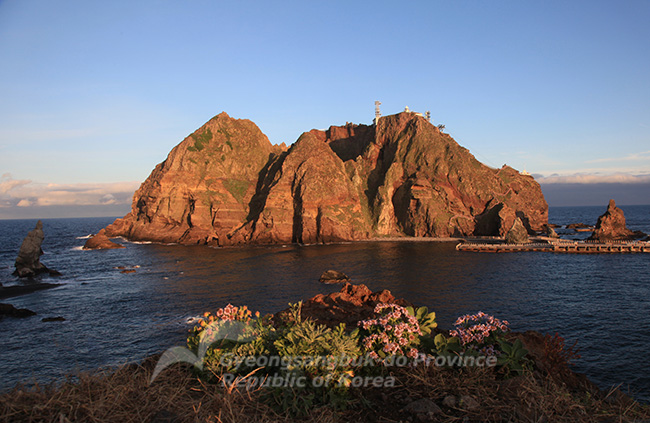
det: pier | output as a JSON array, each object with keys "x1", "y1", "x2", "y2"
[{"x1": 456, "y1": 240, "x2": 650, "y2": 254}]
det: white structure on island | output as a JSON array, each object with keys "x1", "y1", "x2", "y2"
[{"x1": 374, "y1": 101, "x2": 382, "y2": 124}]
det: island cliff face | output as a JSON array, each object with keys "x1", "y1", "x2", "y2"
[{"x1": 104, "y1": 112, "x2": 547, "y2": 245}]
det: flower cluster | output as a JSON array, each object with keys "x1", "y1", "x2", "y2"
[
  {"x1": 449, "y1": 311, "x2": 509, "y2": 351},
  {"x1": 198, "y1": 304, "x2": 257, "y2": 328},
  {"x1": 358, "y1": 303, "x2": 421, "y2": 362}
]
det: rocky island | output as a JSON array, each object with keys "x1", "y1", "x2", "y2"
[{"x1": 89, "y1": 111, "x2": 548, "y2": 247}]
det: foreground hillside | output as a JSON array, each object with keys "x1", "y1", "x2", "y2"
[
  {"x1": 1, "y1": 283, "x2": 647, "y2": 423},
  {"x1": 103, "y1": 112, "x2": 547, "y2": 246}
]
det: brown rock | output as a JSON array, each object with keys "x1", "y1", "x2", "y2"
[
  {"x1": 588, "y1": 200, "x2": 643, "y2": 241},
  {"x1": 100, "y1": 112, "x2": 548, "y2": 245},
  {"x1": 543, "y1": 224, "x2": 559, "y2": 238},
  {"x1": 42, "y1": 316, "x2": 65, "y2": 322},
  {"x1": 83, "y1": 229, "x2": 125, "y2": 250},
  {"x1": 474, "y1": 201, "x2": 517, "y2": 237},
  {"x1": 14, "y1": 221, "x2": 59, "y2": 278},
  {"x1": 105, "y1": 112, "x2": 285, "y2": 246},
  {"x1": 319, "y1": 270, "x2": 350, "y2": 284},
  {"x1": 0, "y1": 303, "x2": 36, "y2": 318},
  {"x1": 277, "y1": 282, "x2": 412, "y2": 328},
  {"x1": 566, "y1": 222, "x2": 591, "y2": 229},
  {"x1": 505, "y1": 217, "x2": 530, "y2": 244}
]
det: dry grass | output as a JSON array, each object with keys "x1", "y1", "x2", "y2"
[{"x1": 1, "y1": 353, "x2": 649, "y2": 423}]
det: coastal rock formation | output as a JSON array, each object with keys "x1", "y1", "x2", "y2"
[
  {"x1": 543, "y1": 224, "x2": 559, "y2": 238},
  {"x1": 319, "y1": 270, "x2": 351, "y2": 284},
  {"x1": 280, "y1": 282, "x2": 412, "y2": 327},
  {"x1": 103, "y1": 112, "x2": 548, "y2": 245},
  {"x1": 588, "y1": 200, "x2": 644, "y2": 241},
  {"x1": 106, "y1": 112, "x2": 285, "y2": 245},
  {"x1": 0, "y1": 303, "x2": 36, "y2": 319},
  {"x1": 14, "y1": 221, "x2": 60, "y2": 278},
  {"x1": 505, "y1": 217, "x2": 530, "y2": 244},
  {"x1": 83, "y1": 229, "x2": 125, "y2": 250}
]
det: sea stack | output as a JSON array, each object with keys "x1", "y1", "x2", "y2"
[
  {"x1": 14, "y1": 221, "x2": 60, "y2": 278},
  {"x1": 588, "y1": 199, "x2": 643, "y2": 242},
  {"x1": 102, "y1": 112, "x2": 548, "y2": 246}
]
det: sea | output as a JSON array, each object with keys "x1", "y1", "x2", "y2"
[{"x1": 1, "y1": 205, "x2": 649, "y2": 402}]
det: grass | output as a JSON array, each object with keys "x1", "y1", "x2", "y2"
[
  {"x1": 188, "y1": 128, "x2": 214, "y2": 152},
  {"x1": 223, "y1": 179, "x2": 250, "y2": 204},
  {"x1": 2, "y1": 353, "x2": 648, "y2": 423}
]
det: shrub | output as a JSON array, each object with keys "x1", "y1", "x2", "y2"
[
  {"x1": 358, "y1": 303, "x2": 432, "y2": 362},
  {"x1": 449, "y1": 311, "x2": 509, "y2": 356}
]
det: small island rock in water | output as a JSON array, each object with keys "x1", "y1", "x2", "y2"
[
  {"x1": 13, "y1": 220, "x2": 60, "y2": 278},
  {"x1": 588, "y1": 199, "x2": 646, "y2": 242}
]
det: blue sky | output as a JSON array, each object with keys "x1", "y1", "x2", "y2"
[{"x1": 1, "y1": 0, "x2": 649, "y2": 217}]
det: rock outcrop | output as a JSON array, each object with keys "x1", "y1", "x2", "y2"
[
  {"x1": 505, "y1": 217, "x2": 530, "y2": 244},
  {"x1": 319, "y1": 270, "x2": 351, "y2": 284},
  {"x1": 588, "y1": 199, "x2": 645, "y2": 241},
  {"x1": 103, "y1": 112, "x2": 548, "y2": 245},
  {"x1": 83, "y1": 229, "x2": 125, "y2": 250},
  {"x1": 0, "y1": 303, "x2": 36, "y2": 319},
  {"x1": 14, "y1": 221, "x2": 60, "y2": 278},
  {"x1": 543, "y1": 224, "x2": 559, "y2": 238},
  {"x1": 276, "y1": 282, "x2": 412, "y2": 328}
]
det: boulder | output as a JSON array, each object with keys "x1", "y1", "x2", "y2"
[
  {"x1": 567, "y1": 223, "x2": 592, "y2": 229},
  {"x1": 318, "y1": 270, "x2": 350, "y2": 284},
  {"x1": 42, "y1": 316, "x2": 66, "y2": 322},
  {"x1": 83, "y1": 229, "x2": 125, "y2": 250},
  {"x1": 588, "y1": 199, "x2": 645, "y2": 242},
  {"x1": 276, "y1": 282, "x2": 412, "y2": 328},
  {"x1": 14, "y1": 221, "x2": 60, "y2": 278},
  {"x1": 543, "y1": 224, "x2": 559, "y2": 238},
  {"x1": 0, "y1": 303, "x2": 36, "y2": 318},
  {"x1": 505, "y1": 217, "x2": 529, "y2": 244}
]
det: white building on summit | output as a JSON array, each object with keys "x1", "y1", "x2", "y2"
[{"x1": 375, "y1": 102, "x2": 432, "y2": 123}]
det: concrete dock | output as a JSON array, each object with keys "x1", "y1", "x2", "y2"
[{"x1": 456, "y1": 240, "x2": 650, "y2": 254}]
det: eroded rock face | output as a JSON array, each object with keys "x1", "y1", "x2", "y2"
[
  {"x1": 14, "y1": 221, "x2": 59, "y2": 278},
  {"x1": 105, "y1": 112, "x2": 285, "y2": 246},
  {"x1": 102, "y1": 112, "x2": 548, "y2": 245},
  {"x1": 588, "y1": 199, "x2": 642, "y2": 241},
  {"x1": 83, "y1": 229, "x2": 125, "y2": 250}
]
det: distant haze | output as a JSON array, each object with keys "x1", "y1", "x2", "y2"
[{"x1": 540, "y1": 183, "x2": 650, "y2": 207}]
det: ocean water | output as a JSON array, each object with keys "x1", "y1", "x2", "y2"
[{"x1": 1, "y1": 205, "x2": 649, "y2": 402}]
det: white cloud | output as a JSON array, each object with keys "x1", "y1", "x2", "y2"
[
  {"x1": 536, "y1": 172, "x2": 650, "y2": 185},
  {"x1": 0, "y1": 173, "x2": 32, "y2": 194},
  {"x1": 0, "y1": 179, "x2": 140, "y2": 207}
]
